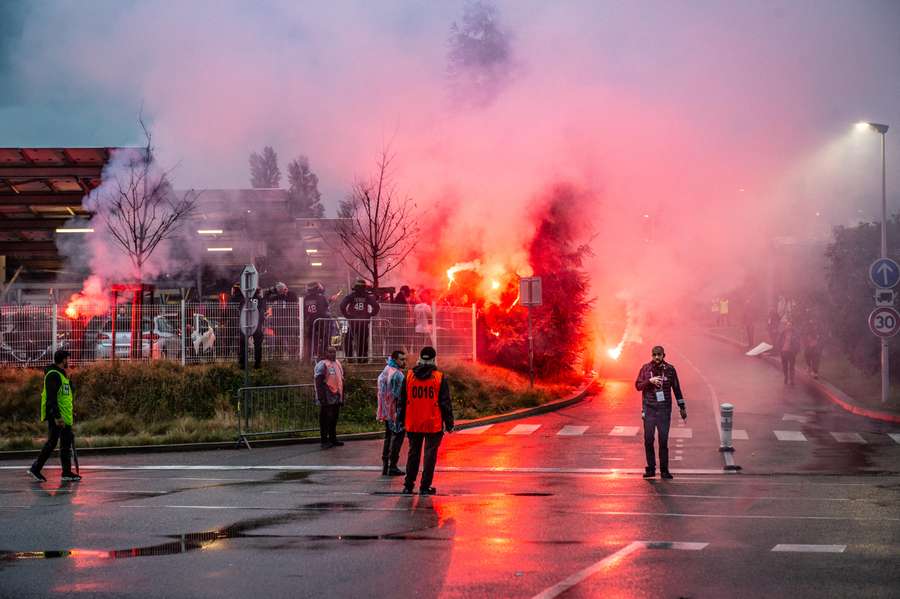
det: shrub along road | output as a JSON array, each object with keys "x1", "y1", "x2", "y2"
[{"x1": 0, "y1": 328, "x2": 898, "y2": 597}]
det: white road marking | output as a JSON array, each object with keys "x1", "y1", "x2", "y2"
[
  {"x1": 669, "y1": 428, "x2": 693, "y2": 439},
  {"x1": 557, "y1": 425, "x2": 589, "y2": 436},
  {"x1": 732, "y1": 429, "x2": 749, "y2": 440},
  {"x1": 782, "y1": 414, "x2": 809, "y2": 423},
  {"x1": 580, "y1": 511, "x2": 899, "y2": 522},
  {"x1": 609, "y1": 426, "x2": 639, "y2": 436},
  {"x1": 531, "y1": 541, "x2": 707, "y2": 599},
  {"x1": 771, "y1": 544, "x2": 846, "y2": 553},
  {"x1": 459, "y1": 425, "x2": 493, "y2": 435},
  {"x1": 890, "y1": 433, "x2": 900, "y2": 444},
  {"x1": 830, "y1": 432, "x2": 866, "y2": 444},
  {"x1": 672, "y1": 456, "x2": 683, "y2": 461},
  {"x1": 774, "y1": 430, "x2": 807, "y2": 442},
  {"x1": 675, "y1": 449, "x2": 684, "y2": 454},
  {"x1": 672, "y1": 351, "x2": 724, "y2": 447},
  {"x1": 507, "y1": 424, "x2": 541, "y2": 435}
]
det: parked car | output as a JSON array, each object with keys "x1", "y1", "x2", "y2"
[{"x1": 94, "y1": 315, "x2": 180, "y2": 359}]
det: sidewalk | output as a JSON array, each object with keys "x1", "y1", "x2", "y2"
[{"x1": 706, "y1": 330, "x2": 900, "y2": 424}]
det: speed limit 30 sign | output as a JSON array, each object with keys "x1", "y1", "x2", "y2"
[{"x1": 869, "y1": 306, "x2": 900, "y2": 338}]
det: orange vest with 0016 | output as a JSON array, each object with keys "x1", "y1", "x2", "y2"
[{"x1": 404, "y1": 370, "x2": 444, "y2": 433}]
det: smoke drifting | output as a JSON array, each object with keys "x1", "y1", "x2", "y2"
[{"x1": 4, "y1": 1, "x2": 899, "y2": 359}]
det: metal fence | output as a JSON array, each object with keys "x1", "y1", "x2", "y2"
[
  {"x1": 236, "y1": 384, "x2": 320, "y2": 448},
  {"x1": 0, "y1": 300, "x2": 476, "y2": 367}
]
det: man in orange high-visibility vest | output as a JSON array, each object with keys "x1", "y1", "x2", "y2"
[{"x1": 397, "y1": 346, "x2": 454, "y2": 495}]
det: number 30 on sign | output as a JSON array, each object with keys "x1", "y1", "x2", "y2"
[{"x1": 869, "y1": 307, "x2": 900, "y2": 338}]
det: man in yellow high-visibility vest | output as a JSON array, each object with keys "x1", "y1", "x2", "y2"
[{"x1": 28, "y1": 350, "x2": 81, "y2": 482}]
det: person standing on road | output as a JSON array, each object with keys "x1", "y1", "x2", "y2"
[
  {"x1": 803, "y1": 324, "x2": 822, "y2": 380},
  {"x1": 29, "y1": 350, "x2": 81, "y2": 483},
  {"x1": 340, "y1": 278, "x2": 381, "y2": 362},
  {"x1": 397, "y1": 346, "x2": 454, "y2": 495},
  {"x1": 377, "y1": 350, "x2": 407, "y2": 476},
  {"x1": 314, "y1": 346, "x2": 345, "y2": 449},
  {"x1": 635, "y1": 345, "x2": 686, "y2": 480},
  {"x1": 777, "y1": 320, "x2": 802, "y2": 386}
]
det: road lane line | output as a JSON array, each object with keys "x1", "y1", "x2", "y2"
[
  {"x1": 530, "y1": 540, "x2": 707, "y2": 599},
  {"x1": 670, "y1": 428, "x2": 693, "y2": 438},
  {"x1": 830, "y1": 432, "x2": 866, "y2": 444},
  {"x1": 557, "y1": 425, "x2": 589, "y2": 436},
  {"x1": 459, "y1": 425, "x2": 493, "y2": 435},
  {"x1": 608, "y1": 426, "x2": 639, "y2": 436},
  {"x1": 782, "y1": 414, "x2": 809, "y2": 423},
  {"x1": 771, "y1": 544, "x2": 846, "y2": 553},
  {"x1": 673, "y1": 351, "x2": 724, "y2": 447},
  {"x1": 580, "y1": 510, "x2": 899, "y2": 522},
  {"x1": 530, "y1": 541, "x2": 644, "y2": 599},
  {"x1": 889, "y1": 433, "x2": 900, "y2": 444},
  {"x1": 774, "y1": 430, "x2": 807, "y2": 442},
  {"x1": 507, "y1": 424, "x2": 541, "y2": 435}
]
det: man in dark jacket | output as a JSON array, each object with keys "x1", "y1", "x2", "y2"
[
  {"x1": 635, "y1": 345, "x2": 686, "y2": 480},
  {"x1": 264, "y1": 282, "x2": 299, "y2": 357},
  {"x1": 397, "y1": 346, "x2": 454, "y2": 495},
  {"x1": 238, "y1": 287, "x2": 267, "y2": 369},
  {"x1": 339, "y1": 278, "x2": 380, "y2": 362},
  {"x1": 29, "y1": 350, "x2": 80, "y2": 482},
  {"x1": 303, "y1": 282, "x2": 331, "y2": 361}
]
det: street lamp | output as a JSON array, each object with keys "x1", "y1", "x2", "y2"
[{"x1": 857, "y1": 121, "x2": 890, "y2": 402}]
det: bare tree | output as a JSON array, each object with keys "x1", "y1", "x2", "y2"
[
  {"x1": 102, "y1": 121, "x2": 198, "y2": 278},
  {"x1": 337, "y1": 151, "x2": 419, "y2": 288}
]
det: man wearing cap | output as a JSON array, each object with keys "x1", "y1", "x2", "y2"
[
  {"x1": 303, "y1": 282, "x2": 330, "y2": 360},
  {"x1": 635, "y1": 345, "x2": 686, "y2": 479},
  {"x1": 29, "y1": 350, "x2": 81, "y2": 482},
  {"x1": 397, "y1": 346, "x2": 454, "y2": 495},
  {"x1": 339, "y1": 278, "x2": 381, "y2": 362}
]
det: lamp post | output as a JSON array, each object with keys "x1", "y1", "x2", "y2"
[{"x1": 857, "y1": 121, "x2": 890, "y2": 402}]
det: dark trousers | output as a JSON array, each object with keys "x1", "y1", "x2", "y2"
[
  {"x1": 345, "y1": 321, "x2": 370, "y2": 361},
  {"x1": 805, "y1": 347, "x2": 821, "y2": 375},
  {"x1": 404, "y1": 431, "x2": 443, "y2": 491},
  {"x1": 643, "y1": 407, "x2": 671, "y2": 473},
  {"x1": 32, "y1": 419, "x2": 72, "y2": 474},
  {"x1": 781, "y1": 351, "x2": 797, "y2": 383},
  {"x1": 319, "y1": 403, "x2": 340, "y2": 445},
  {"x1": 382, "y1": 423, "x2": 405, "y2": 468},
  {"x1": 239, "y1": 330, "x2": 264, "y2": 369}
]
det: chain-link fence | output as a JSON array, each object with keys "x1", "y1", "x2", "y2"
[{"x1": 0, "y1": 300, "x2": 476, "y2": 367}]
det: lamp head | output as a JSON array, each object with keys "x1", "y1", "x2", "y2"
[{"x1": 857, "y1": 121, "x2": 889, "y2": 134}]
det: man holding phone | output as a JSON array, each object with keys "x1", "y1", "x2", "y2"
[{"x1": 635, "y1": 345, "x2": 686, "y2": 479}]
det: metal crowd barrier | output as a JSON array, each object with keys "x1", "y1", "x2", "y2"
[{"x1": 236, "y1": 383, "x2": 319, "y2": 449}]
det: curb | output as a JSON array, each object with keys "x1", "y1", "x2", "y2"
[
  {"x1": 0, "y1": 377, "x2": 598, "y2": 461},
  {"x1": 705, "y1": 331, "x2": 900, "y2": 424}
]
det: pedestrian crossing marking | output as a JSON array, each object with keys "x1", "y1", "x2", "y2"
[
  {"x1": 507, "y1": 424, "x2": 541, "y2": 435},
  {"x1": 668, "y1": 428, "x2": 693, "y2": 439},
  {"x1": 771, "y1": 544, "x2": 845, "y2": 553},
  {"x1": 782, "y1": 414, "x2": 809, "y2": 423},
  {"x1": 830, "y1": 432, "x2": 866, "y2": 444},
  {"x1": 459, "y1": 425, "x2": 493, "y2": 435},
  {"x1": 774, "y1": 430, "x2": 807, "y2": 442},
  {"x1": 732, "y1": 429, "x2": 749, "y2": 440},
  {"x1": 557, "y1": 425, "x2": 589, "y2": 436},
  {"x1": 609, "y1": 426, "x2": 639, "y2": 436},
  {"x1": 890, "y1": 433, "x2": 900, "y2": 444}
]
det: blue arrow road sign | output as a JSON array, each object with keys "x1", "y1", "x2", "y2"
[{"x1": 869, "y1": 258, "x2": 900, "y2": 289}]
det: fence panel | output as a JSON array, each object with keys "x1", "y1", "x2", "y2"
[
  {"x1": 0, "y1": 300, "x2": 475, "y2": 367},
  {"x1": 237, "y1": 384, "x2": 319, "y2": 448}
]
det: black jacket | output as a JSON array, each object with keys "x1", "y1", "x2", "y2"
[
  {"x1": 303, "y1": 291, "x2": 331, "y2": 325},
  {"x1": 265, "y1": 289, "x2": 299, "y2": 305},
  {"x1": 340, "y1": 290, "x2": 380, "y2": 319},
  {"x1": 43, "y1": 364, "x2": 69, "y2": 421},
  {"x1": 635, "y1": 361, "x2": 685, "y2": 410},
  {"x1": 396, "y1": 364, "x2": 454, "y2": 431}
]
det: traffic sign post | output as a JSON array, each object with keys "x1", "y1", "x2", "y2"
[
  {"x1": 239, "y1": 264, "x2": 259, "y2": 388},
  {"x1": 519, "y1": 277, "x2": 542, "y2": 388},
  {"x1": 869, "y1": 258, "x2": 900, "y2": 289},
  {"x1": 869, "y1": 307, "x2": 900, "y2": 338}
]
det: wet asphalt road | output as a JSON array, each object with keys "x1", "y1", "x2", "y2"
[{"x1": 1, "y1": 330, "x2": 899, "y2": 598}]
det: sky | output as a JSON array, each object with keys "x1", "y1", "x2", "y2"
[{"x1": 1, "y1": 0, "x2": 899, "y2": 342}]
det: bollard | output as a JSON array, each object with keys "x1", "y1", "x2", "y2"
[{"x1": 719, "y1": 403, "x2": 734, "y2": 452}]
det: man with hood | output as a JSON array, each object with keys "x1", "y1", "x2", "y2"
[
  {"x1": 29, "y1": 350, "x2": 81, "y2": 482},
  {"x1": 635, "y1": 345, "x2": 687, "y2": 480},
  {"x1": 339, "y1": 278, "x2": 380, "y2": 362},
  {"x1": 303, "y1": 282, "x2": 330, "y2": 360},
  {"x1": 397, "y1": 346, "x2": 454, "y2": 495},
  {"x1": 377, "y1": 350, "x2": 407, "y2": 476}
]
